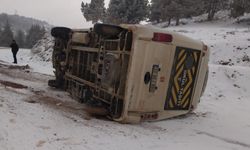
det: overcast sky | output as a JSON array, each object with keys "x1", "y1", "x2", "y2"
[{"x1": 0, "y1": 0, "x2": 110, "y2": 28}]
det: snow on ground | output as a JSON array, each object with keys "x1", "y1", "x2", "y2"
[
  {"x1": 0, "y1": 48, "x2": 53, "y2": 75},
  {"x1": 1, "y1": 22, "x2": 250, "y2": 150},
  {"x1": 168, "y1": 24, "x2": 250, "y2": 67}
]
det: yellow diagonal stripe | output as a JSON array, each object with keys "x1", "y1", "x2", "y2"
[
  {"x1": 174, "y1": 65, "x2": 184, "y2": 92},
  {"x1": 183, "y1": 98, "x2": 190, "y2": 108},
  {"x1": 176, "y1": 54, "x2": 187, "y2": 71},
  {"x1": 183, "y1": 70, "x2": 193, "y2": 94},
  {"x1": 169, "y1": 98, "x2": 174, "y2": 108},
  {"x1": 178, "y1": 50, "x2": 186, "y2": 60},
  {"x1": 192, "y1": 66, "x2": 195, "y2": 74},
  {"x1": 172, "y1": 88, "x2": 178, "y2": 105},
  {"x1": 181, "y1": 89, "x2": 191, "y2": 105},
  {"x1": 194, "y1": 52, "x2": 198, "y2": 62}
]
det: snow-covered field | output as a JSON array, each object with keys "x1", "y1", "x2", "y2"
[
  {"x1": 0, "y1": 22, "x2": 250, "y2": 150},
  {"x1": 0, "y1": 48, "x2": 53, "y2": 75}
]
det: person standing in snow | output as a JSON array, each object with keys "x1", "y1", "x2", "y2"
[{"x1": 9, "y1": 40, "x2": 19, "y2": 64}]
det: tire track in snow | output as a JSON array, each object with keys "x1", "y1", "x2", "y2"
[{"x1": 196, "y1": 130, "x2": 250, "y2": 148}]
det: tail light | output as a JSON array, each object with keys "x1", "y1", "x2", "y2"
[{"x1": 152, "y1": 33, "x2": 173, "y2": 42}]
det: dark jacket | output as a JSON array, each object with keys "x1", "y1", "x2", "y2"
[{"x1": 10, "y1": 42, "x2": 19, "y2": 52}]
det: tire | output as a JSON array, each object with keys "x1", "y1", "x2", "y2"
[
  {"x1": 93, "y1": 23, "x2": 125, "y2": 38},
  {"x1": 51, "y1": 27, "x2": 71, "y2": 40},
  {"x1": 48, "y1": 80, "x2": 58, "y2": 88}
]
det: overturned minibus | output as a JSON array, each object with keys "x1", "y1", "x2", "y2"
[{"x1": 49, "y1": 24, "x2": 209, "y2": 123}]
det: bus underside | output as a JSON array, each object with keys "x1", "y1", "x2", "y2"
[{"x1": 49, "y1": 24, "x2": 133, "y2": 119}]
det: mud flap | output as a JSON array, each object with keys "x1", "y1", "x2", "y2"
[
  {"x1": 165, "y1": 47, "x2": 201, "y2": 110},
  {"x1": 110, "y1": 98, "x2": 123, "y2": 119}
]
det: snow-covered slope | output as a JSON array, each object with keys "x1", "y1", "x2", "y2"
[
  {"x1": 169, "y1": 24, "x2": 250, "y2": 67},
  {"x1": 30, "y1": 32, "x2": 54, "y2": 62},
  {"x1": 0, "y1": 21, "x2": 250, "y2": 150},
  {"x1": 153, "y1": 11, "x2": 250, "y2": 28}
]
